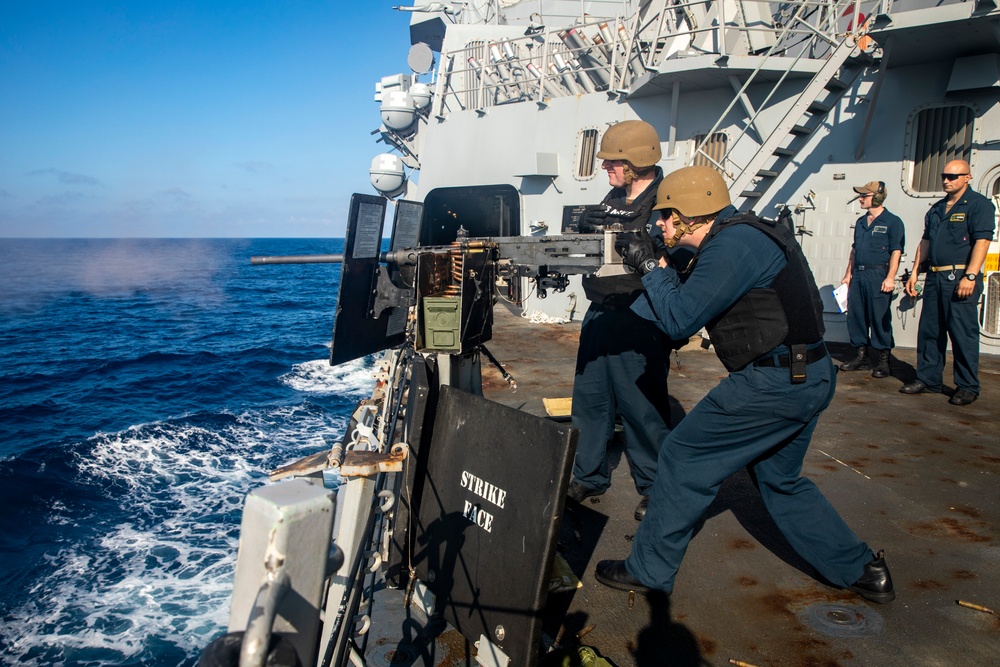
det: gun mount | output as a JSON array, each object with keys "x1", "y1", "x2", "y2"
[
  {"x1": 213, "y1": 193, "x2": 628, "y2": 667},
  {"x1": 250, "y1": 194, "x2": 628, "y2": 366}
]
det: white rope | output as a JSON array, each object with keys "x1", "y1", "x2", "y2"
[{"x1": 520, "y1": 309, "x2": 570, "y2": 324}]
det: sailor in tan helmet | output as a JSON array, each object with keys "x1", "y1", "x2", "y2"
[
  {"x1": 598, "y1": 166, "x2": 895, "y2": 606},
  {"x1": 568, "y1": 120, "x2": 673, "y2": 522}
]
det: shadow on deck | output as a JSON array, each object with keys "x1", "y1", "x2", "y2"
[
  {"x1": 370, "y1": 304, "x2": 1000, "y2": 667},
  {"x1": 483, "y1": 304, "x2": 999, "y2": 667}
]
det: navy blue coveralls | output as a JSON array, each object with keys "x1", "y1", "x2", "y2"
[
  {"x1": 626, "y1": 223, "x2": 873, "y2": 592},
  {"x1": 915, "y1": 188, "x2": 996, "y2": 395},
  {"x1": 847, "y1": 209, "x2": 905, "y2": 351},
  {"x1": 571, "y1": 169, "x2": 672, "y2": 496}
]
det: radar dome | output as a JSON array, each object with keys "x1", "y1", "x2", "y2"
[
  {"x1": 410, "y1": 82, "x2": 432, "y2": 110},
  {"x1": 370, "y1": 154, "x2": 406, "y2": 198},
  {"x1": 380, "y1": 90, "x2": 415, "y2": 132}
]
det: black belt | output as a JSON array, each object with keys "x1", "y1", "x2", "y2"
[
  {"x1": 854, "y1": 264, "x2": 887, "y2": 272},
  {"x1": 753, "y1": 345, "x2": 828, "y2": 368}
]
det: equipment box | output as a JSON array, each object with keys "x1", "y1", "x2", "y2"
[
  {"x1": 415, "y1": 250, "x2": 493, "y2": 354},
  {"x1": 421, "y1": 296, "x2": 462, "y2": 352}
]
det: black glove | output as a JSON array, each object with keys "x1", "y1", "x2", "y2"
[
  {"x1": 578, "y1": 205, "x2": 609, "y2": 233},
  {"x1": 615, "y1": 231, "x2": 659, "y2": 275}
]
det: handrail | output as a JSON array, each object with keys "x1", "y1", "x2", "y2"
[
  {"x1": 691, "y1": 0, "x2": 833, "y2": 171},
  {"x1": 239, "y1": 570, "x2": 291, "y2": 667},
  {"x1": 430, "y1": 1, "x2": 883, "y2": 117}
]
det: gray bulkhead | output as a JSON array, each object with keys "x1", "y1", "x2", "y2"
[{"x1": 387, "y1": 0, "x2": 1000, "y2": 350}]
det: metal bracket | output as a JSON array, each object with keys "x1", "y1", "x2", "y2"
[
  {"x1": 348, "y1": 404, "x2": 380, "y2": 451},
  {"x1": 341, "y1": 443, "x2": 409, "y2": 477},
  {"x1": 474, "y1": 634, "x2": 511, "y2": 667},
  {"x1": 371, "y1": 264, "x2": 416, "y2": 319},
  {"x1": 268, "y1": 442, "x2": 408, "y2": 482},
  {"x1": 240, "y1": 569, "x2": 291, "y2": 667}
]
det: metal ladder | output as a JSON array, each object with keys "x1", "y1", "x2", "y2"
[{"x1": 730, "y1": 35, "x2": 873, "y2": 211}]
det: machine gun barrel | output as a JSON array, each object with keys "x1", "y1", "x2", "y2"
[
  {"x1": 251, "y1": 254, "x2": 345, "y2": 265},
  {"x1": 250, "y1": 249, "x2": 421, "y2": 266}
]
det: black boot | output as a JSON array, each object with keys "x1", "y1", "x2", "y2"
[
  {"x1": 634, "y1": 495, "x2": 649, "y2": 521},
  {"x1": 840, "y1": 346, "x2": 870, "y2": 371},
  {"x1": 871, "y1": 349, "x2": 891, "y2": 378},
  {"x1": 595, "y1": 560, "x2": 650, "y2": 592},
  {"x1": 848, "y1": 550, "x2": 895, "y2": 603},
  {"x1": 566, "y1": 481, "x2": 604, "y2": 504}
]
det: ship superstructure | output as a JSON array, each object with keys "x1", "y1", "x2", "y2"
[
  {"x1": 202, "y1": 4, "x2": 1000, "y2": 666},
  {"x1": 372, "y1": 0, "x2": 1000, "y2": 349}
]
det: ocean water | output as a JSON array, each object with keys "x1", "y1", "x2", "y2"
[{"x1": 0, "y1": 238, "x2": 378, "y2": 666}]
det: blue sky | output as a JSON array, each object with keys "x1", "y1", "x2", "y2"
[{"x1": 0, "y1": 2, "x2": 417, "y2": 237}]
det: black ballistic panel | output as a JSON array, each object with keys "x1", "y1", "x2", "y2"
[
  {"x1": 390, "y1": 199, "x2": 423, "y2": 251},
  {"x1": 330, "y1": 194, "x2": 407, "y2": 365},
  {"x1": 413, "y1": 385, "x2": 577, "y2": 666},
  {"x1": 389, "y1": 200, "x2": 423, "y2": 289}
]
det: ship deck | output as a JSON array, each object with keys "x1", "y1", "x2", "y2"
[{"x1": 367, "y1": 303, "x2": 999, "y2": 667}]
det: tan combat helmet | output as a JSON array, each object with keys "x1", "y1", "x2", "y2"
[
  {"x1": 653, "y1": 166, "x2": 732, "y2": 247},
  {"x1": 596, "y1": 120, "x2": 662, "y2": 168}
]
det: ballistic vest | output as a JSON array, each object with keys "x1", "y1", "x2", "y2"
[
  {"x1": 694, "y1": 214, "x2": 825, "y2": 372},
  {"x1": 581, "y1": 168, "x2": 663, "y2": 308}
]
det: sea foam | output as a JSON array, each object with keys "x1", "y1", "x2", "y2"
[
  {"x1": 2, "y1": 402, "x2": 347, "y2": 666},
  {"x1": 281, "y1": 356, "x2": 376, "y2": 396}
]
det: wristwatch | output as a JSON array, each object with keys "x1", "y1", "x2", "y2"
[
  {"x1": 963, "y1": 273, "x2": 978, "y2": 281},
  {"x1": 640, "y1": 258, "x2": 659, "y2": 274}
]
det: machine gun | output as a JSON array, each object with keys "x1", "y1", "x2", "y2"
[
  {"x1": 202, "y1": 194, "x2": 627, "y2": 667},
  {"x1": 251, "y1": 195, "x2": 626, "y2": 365}
]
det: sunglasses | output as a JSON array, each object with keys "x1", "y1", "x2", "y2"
[{"x1": 941, "y1": 173, "x2": 969, "y2": 181}]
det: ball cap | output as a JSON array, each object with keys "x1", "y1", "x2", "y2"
[{"x1": 853, "y1": 181, "x2": 881, "y2": 195}]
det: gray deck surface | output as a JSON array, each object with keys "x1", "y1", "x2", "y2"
[{"x1": 367, "y1": 304, "x2": 999, "y2": 667}]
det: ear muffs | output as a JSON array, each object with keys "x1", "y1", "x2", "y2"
[{"x1": 872, "y1": 181, "x2": 886, "y2": 207}]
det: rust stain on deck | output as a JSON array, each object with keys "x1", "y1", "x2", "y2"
[
  {"x1": 906, "y1": 517, "x2": 993, "y2": 543},
  {"x1": 951, "y1": 505, "x2": 981, "y2": 519}
]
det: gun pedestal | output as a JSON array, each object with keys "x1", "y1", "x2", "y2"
[{"x1": 238, "y1": 193, "x2": 611, "y2": 666}]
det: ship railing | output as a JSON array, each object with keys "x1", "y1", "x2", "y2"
[
  {"x1": 433, "y1": 0, "x2": 881, "y2": 117},
  {"x1": 496, "y1": 0, "x2": 630, "y2": 26},
  {"x1": 434, "y1": 14, "x2": 640, "y2": 115},
  {"x1": 643, "y1": 0, "x2": 822, "y2": 67},
  {"x1": 441, "y1": 0, "x2": 627, "y2": 26}
]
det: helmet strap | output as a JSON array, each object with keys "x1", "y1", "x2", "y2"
[{"x1": 663, "y1": 211, "x2": 711, "y2": 248}]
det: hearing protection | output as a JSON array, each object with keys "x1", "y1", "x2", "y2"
[{"x1": 872, "y1": 181, "x2": 886, "y2": 207}]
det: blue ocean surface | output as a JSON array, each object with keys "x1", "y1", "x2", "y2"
[{"x1": 0, "y1": 238, "x2": 378, "y2": 666}]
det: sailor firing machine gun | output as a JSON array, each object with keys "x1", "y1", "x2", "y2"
[{"x1": 200, "y1": 194, "x2": 630, "y2": 667}]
